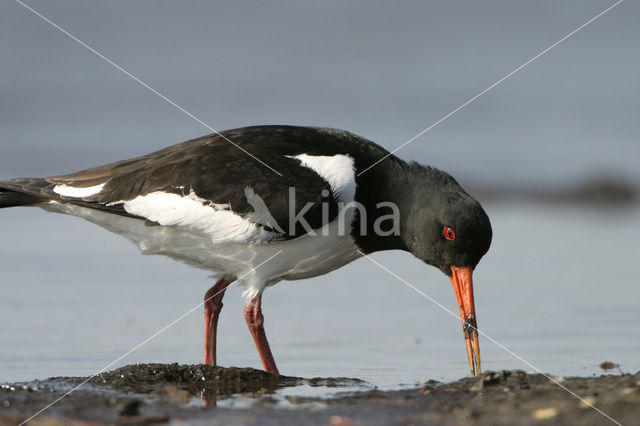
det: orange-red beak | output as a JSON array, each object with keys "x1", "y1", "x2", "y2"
[{"x1": 449, "y1": 266, "x2": 481, "y2": 376}]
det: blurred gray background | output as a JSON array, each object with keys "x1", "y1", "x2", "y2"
[
  {"x1": 1, "y1": 1, "x2": 639, "y2": 385},
  {"x1": 1, "y1": 0, "x2": 638, "y2": 187}
]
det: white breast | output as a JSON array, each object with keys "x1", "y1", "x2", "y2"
[
  {"x1": 43, "y1": 200, "x2": 362, "y2": 300},
  {"x1": 41, "y1": 153, "x2": 362, "y2": 300}
]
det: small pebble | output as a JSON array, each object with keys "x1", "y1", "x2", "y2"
[
  {"x1": 533, "y1": 407, "x2": 558, "y2": 420},
  {"x1": 579, "y1": 396, "x2": 596, "y2": 408},
  {"x1": 329, "y1": 416, "x2": 352, "y2": 426},
  {"x1": 599, "y1": 361, "x2": 618, "y2": 370},
  {"x1": 3, "y1": 400, "x2": 10, "y2": 407},
  {"x1": 470, "y1": 380, "x2": 483, "y2": 391}
]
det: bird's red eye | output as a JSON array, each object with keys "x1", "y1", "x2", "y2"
[{"x1": 443, "y1": 226, "x2": 456, "y2": 241}]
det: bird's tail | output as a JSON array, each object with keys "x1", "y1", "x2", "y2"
[{"x1": 0, "y1": 185, "x2": 44, "y2": 208}]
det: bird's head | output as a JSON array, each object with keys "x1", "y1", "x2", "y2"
[{"x1": 398, "y1": 165, "x2": 492, "y2": 375}]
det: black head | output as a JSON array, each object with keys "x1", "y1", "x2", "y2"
[
  {"x1": 399, "y1": 165, "x2": 492, "y2": 276},
  {"x1": 395, "y1": 164, "x2": 491, "y2": 376}
]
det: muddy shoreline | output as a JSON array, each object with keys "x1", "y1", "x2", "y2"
[{"x1": 1, "y1": 363, "x2": 638, "y2": 425}]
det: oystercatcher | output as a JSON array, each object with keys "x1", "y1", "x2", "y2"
[{"x1": 0, "y1": 125, "x2": 492, "y2": 375}]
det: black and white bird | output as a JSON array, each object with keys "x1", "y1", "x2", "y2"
[{"x1": 0, "y1": 125, "x2": 492, "y2": 376}]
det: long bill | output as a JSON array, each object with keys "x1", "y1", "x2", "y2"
[{"x1": 449, "y1": 266, "x2": 481, "y2": 376}]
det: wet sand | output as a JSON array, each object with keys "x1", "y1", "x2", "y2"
[{"x1": 1, "y1": 364, "x2": 638, "y2": 425}]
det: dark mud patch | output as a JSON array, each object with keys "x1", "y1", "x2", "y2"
[
  {"x1": 331, "y1": 370, "x2": 640, "y2": 425},
  {"x1": 1, "y1": 366, "x2": 639, "y2": 425},
  {"x1": 86, "y1": 363, "x2": 301, "y2": 398}
]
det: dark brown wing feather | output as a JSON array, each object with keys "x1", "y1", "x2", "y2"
[{"x1": 1, "y1": 126, "x2": 398, "y2": 237}]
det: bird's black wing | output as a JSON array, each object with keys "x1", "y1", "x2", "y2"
[{"x1": 0, "y1": 126, "x2": 394, "y2": 240}]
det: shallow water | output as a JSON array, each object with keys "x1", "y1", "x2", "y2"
[{"x1": 1, "y1": 201, "x2": 639, "y2": 388}]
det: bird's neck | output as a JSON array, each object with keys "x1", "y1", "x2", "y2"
[{"x1": 351, "y1": 162, "x2": 414, "y2": 254}]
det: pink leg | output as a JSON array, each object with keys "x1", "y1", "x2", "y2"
[
  {"x1": 204, "y1": 278, "x2": 232, "y2": 366},
  {"x1": 244, "y1": 295, "x2": 279, "y2": 374}
]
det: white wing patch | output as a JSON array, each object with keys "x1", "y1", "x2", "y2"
[
  {"x1": 287, "y1": 154, "x2": 356, "y2": 203},
  {"x1": 53, "y1": 183, "x2": 105, "y2": 198},
  {"x1": 109, "y1": 190, "x2": 277, "y2": 244}
]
